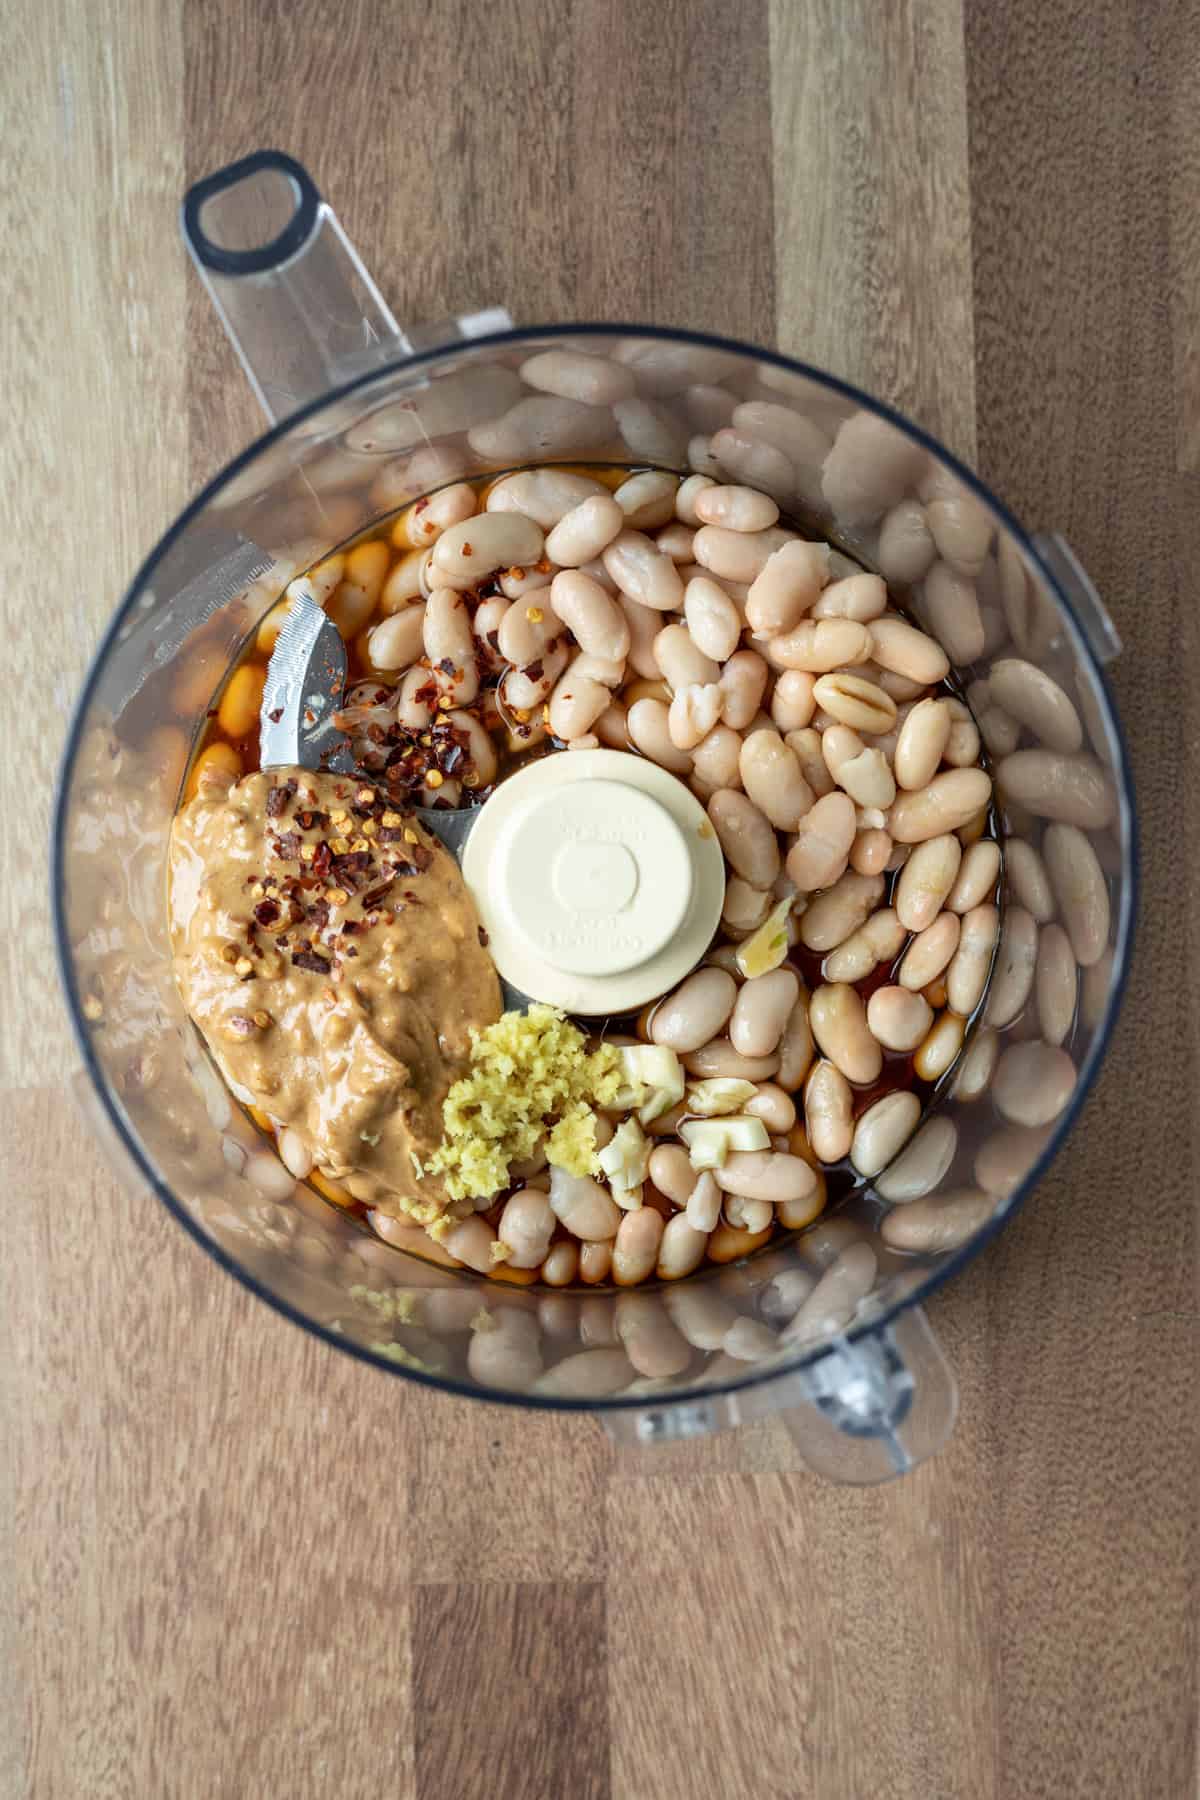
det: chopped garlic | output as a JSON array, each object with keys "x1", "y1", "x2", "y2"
[
  {"x1": 618, "y1": 1044, "x2": 684, "y2": 1123},
  {"x1": 680, "y1": 1114, "x2": 771, "y2": 1169},
  {"x1": 685, "y1": 1077, "x2": 758, "y2": 1117},
  {"x1": 597, "y1": 1116, "x2": 651, "y2": 1194},
  {"x1": 735, "y1": 895, "x2": 795, "y2": 980}
]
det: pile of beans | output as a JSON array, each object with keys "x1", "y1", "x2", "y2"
[{"x1": 186, "y1": 455, "x2": 1089, "y2": 1292}]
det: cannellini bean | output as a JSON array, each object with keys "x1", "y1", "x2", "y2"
[
  {"x1": 570, "y1": 653, "x2": 626, "y2": 689},
  {"x1": 889, "y1": 768, "x2": 992, "y2": 842},
  {"x1": 693, "y1": 483, "x2": 779, "y2": 532},
  {"x1": 926, "y1": 494, "x2": 992, "y2": 577},
  {"x1": 913, "y1": 1010, "x2": 966, "y2": 1081},
  {"x1": 472, "y1": 597, "x2": 510, "y2": 673},
  {"x1": 881, "y1": 1188, "x2": 992, "y2": 1253},
  {"x1": 866, "y1": 986, "x2": 933, "y2": 1053},
  {"x1": 520, "y1": 347, "x2": 636, "y2": 405},
  {"x1": 614, "y1": 396, "x2": 690, "y2": 464},
  {"x1": 947, "y1": 838, "x2": 1001, "y2": 912},
  {"x1": 444, "y1": 709, "x2": 498, "y2": 788},
  {"x1": 392, "y1": 665, "x2": 432, "y2": 730},
  {"x1": 785, "y1": 728, "x2": 835, "y2": 799},
  {"x1": 1080, "y1": 946, "x2": 1114, "y2": 1031},
  {"x1": 691, "y1": 722, "x2": 743, "y2": 790},
  {"x1": 976, "y1": 694, "x2": 1023, "y2": 758},
  {"x1": 1042, "y1": 823, "x2": 1110, "y2": 966},
  {"x1": 544, "y1": 493, "x2": 625, "y2": 568},
  {"x1": 541, "y1": 1241, "x2": 579, "y2": 1286},
  {"x1": 471, "y1": 393, "x2": 613, "y2": 461},
  {"x1": 974, "y1": 1121, "x2": 1055, "y2": 1197},
  {"x1": 651, "y1": 968, "x2": 738, "y2": 1053},
  {"x1": 656, "y1": 1214, "x2": 709, "y2": 1280},
  {"x1": 822, "y1": 907, "x2": 906, "y2": 983},
  {"x1": 770, "y1": 669, "x2": 817, "y2": 732},
  {"x1": 800, "y1": 871, "x2": 885, "y2": 953},
  {"x1": 893, "y1": 697, "x2": 951, "y2": 791},
  {"x1": 809, "y1": 983, "x2": 883, "y2": 1084},
  {"x1": 945, "y1": 903, "x2": 999, "y2": 1016},
  {"x1": 657, "y1": 521, "x2": 698, "y2": 562},
  {"x1": 718, "y1": 650, "x2": 770, "y2": 731},
  {"x1": 627, "y1": 696, "x2": 693, "y2": 773},
  {"x1": 423, "y1": 589, "x2": 479, "y2": 702},
  {"x1": 713, "y1": 1150, "x2": 819, "y2": 1204},
  {"x1": 738, "y1": 729, "x2": 814, "y2": 830},
  {"x1": 776, "y1": 996, "x2": 815, "y2": 1090},
  {"x1": 745, "y1": 1083, "x2": 796, "y2": 1133},
  {"x1": 497, "y1": 1187, "x2": 556, "y2": 1269},
  {"x1": 811, "y1": 672, "x2": 897, "y2": 734},
  {"x1": 380, "y1": 548, "x2": 425, "y2": 614},
  {"x1": 602, "y1": 529, "x2": 685, "y2": 610},
  {"x1": 708, "y1": 789, "x2": 781, "y2": 887},
  {"x1": 367, "y1": 604, "x2": 426, "y2": 671},
  {"x1": 809, "y1": 572, "x2": 887, "y2": 623},
  {"x1": 655, "y1": 621, "x2": 720, "y2": 691},
  {"x1": 616, "y1": 592, "x2": 666, "y2": 679},
  {"x1": 550, "y1": 569, "x2": 629, "y2": 660},
  {"x1": 951, "y1": 1027, "x2": 999, "y2": 1101},
  {"x1": 694, "y1": 523, "x2": 794, "y2": 585},
  {"x1": 503, "y1": 644, "x2": 568, "y2": 711},
  {"x1": 684, "y1": 576, "x2": 742, "y2": 662},
  {"x1": 431, "y1": 511, "x2": 544, "y2": 582},
  {"x1": 684, "y1": 1170, "x2": 723, "y2": 1234},
  {"x1": 895, "y1": 835, "x2": 963, "y2": 932},
  {"x1": 711, "y1": 423, "x2": 800, "y2": 498},
  {"x1": 722, "y1": 1194, "x2": 774, "y2": 1234},
  {"x1": 745, "y1": 540, "x2": 828, "y2": 636},
  {"x1": 548, "y1": 1166, "x2": 622, "y2": 1240},
  {"x1": 731, "y1": 398, "x2": 830, "y2": 474},
  {"x1": 997, "y1": 750, "x2": 1114, "y2": 829},
  {"x1": 467, "y1": 1311, "x2": 543, "y2": 1390},
  {"x1": 919, "y1": 561, "x2": 985, "y2": 663},
  {"x1": 579, "y1": 1241, "x2": 614, "y2": 1284},
  {"x1": 875, "y1": 1115, "x2": 957, "y2": 1201},
  {"x1": 993, "y1": 1041, "x2": 1077, "y2": 1126},
  {"x1": 822, "y1": 730, "x2": 897, "y2": 808},
  {"x1": 532, "y1": 1347, "x2": 632, "y2": 1398},
  {"x1": 850, "y1": 828, "x2": 893, "y2": 875},
  {"x1": 786, "y1": 790, "x2": 857, "y2": 891},
  {"x1": 663, "y1": 1283, "x2": 737, "y2": 1352},
  {"x1": 851, "y1": 1090, "x2": 921, "y2": 1178},
  {"x1": 1035, "y1": 923, "x2": 1077, "y2": 1046},
  {"x1": 675, "y1": 473, "x2": 717, "y2": 525},
  {"x1": 877, "y1": 499, "x2": 936, "y2": 585},
  {"x1": 611, "y1": 1208, "x2": 665, "y2": 1287},
  {"x1": 783, "y1": 1241, "x2": 879, "y2": 1344},
  {"x1": 613, "y1": 469, "x2": 678, "y2": 531},
  {"x1": 669, "y1": 683, "x2": 724, "y2": 750},
  {"x1": 730, "y1": 968, "x2": 800, "y2": 1058},
  {"x1": 548, "y1": 670, "x2": 610, "y2": 742},
  {"x1": 769, "y1": 618, "x2": 873, "y2": 673},
  {"x1": 722, "y1": 877, "x2": 772, "y2": 935},
  {"x1": 985, "y1": 906, "x2": 1038, "y2": 1026},
  {"x1": 1005, "y1": 839, "x2": 1056, "y2": 922},
  {"x1": 821, "y1": 411, "x2": 927, "y2": 525},
  {"x1": 646, "y1": 1146, "x2": 698, "y2": 1210},
  {"x1": 869, "y1": 615, "x2": 950, "y2": 685},
  {"x1": 497, "y1": 590, "x2": 563, "y2": 666},
  {"x1": 498, "y1": 564, "x2": 554, "y2": 601},
  {"x1": 683, "y1": 1040, "x2": 780, "y2": 1081},
  {"x1": 899, "y1": 913, "x2": 961, "y2": 991},
  {"x1": 439, "y1": 1216, "x2": 502, "y2": 1274},
  {"x1": 988, "y1": 657, "x2": 1083, "y2": 753}
]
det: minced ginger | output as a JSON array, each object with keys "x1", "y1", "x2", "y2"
[{"x1": 423, "y1": 1004, "x2": 635, "y2": 1200}]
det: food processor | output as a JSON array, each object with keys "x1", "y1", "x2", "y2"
[{"x1": 52, "y1": 150, "x2": 1137, "y2": 1483}]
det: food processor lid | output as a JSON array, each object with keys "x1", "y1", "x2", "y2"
[{"x1": 461, "y1": 748, "x2": 726, "y2": 1014}]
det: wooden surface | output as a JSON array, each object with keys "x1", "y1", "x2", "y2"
[{"x1": 3, "y1": 1, "x2": 1197, "y2": 1794}]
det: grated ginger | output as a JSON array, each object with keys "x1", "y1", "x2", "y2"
[{"x1": 424, "y1": 1004, "x2": 635, "y2": 1200}]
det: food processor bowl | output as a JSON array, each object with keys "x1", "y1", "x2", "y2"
[{"x1": 52, "y1": 151, "x2": 1136, "y2": 1483}]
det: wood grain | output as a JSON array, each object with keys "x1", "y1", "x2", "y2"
[{"x1": 3, "y1": 1, "x2": 1197, "y2": 1796}]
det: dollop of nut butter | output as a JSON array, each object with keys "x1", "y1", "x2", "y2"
[{"x1": 169, "y1": 767, "x2": 500, "y2": 1222}]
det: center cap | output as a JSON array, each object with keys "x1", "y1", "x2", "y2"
[{"x1": 501, "y1": 779, "x2": 692, "y2": 978}]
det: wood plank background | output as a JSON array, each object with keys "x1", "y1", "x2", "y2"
[{"x1": 3, "y1": 1, "x2": 1197, "y2": 1794}]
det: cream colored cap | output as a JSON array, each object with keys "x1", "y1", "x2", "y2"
[{"x1": 462, "y1": 749, "x2": 726, "y2": 1015}]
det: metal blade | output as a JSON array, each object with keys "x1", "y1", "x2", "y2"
[{"x1": 260, "y1": 589, "x2": 356, "y2": 773}]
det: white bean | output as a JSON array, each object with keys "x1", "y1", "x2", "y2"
[
  {"x1": 851, "y1": 1090, "x2": 921, "y2": 1178},
  {"x1": 691, "y1": 722, "x2": 743, "y2": 791},
  {"x1": 532, "y1": 1348, "x2": 633, "y2": 1398},
  {"x1": 432, "y1": 511, "x2": 544, "y2": 582},
  {"x1": 441, "y1": 1216, "x2": 502, "y2": 1274},
  {"x1": 821, "y1": 727, "x2": 896, "y2": 809},
  {"x1": 1035, "y1": 923, "x2": 1078, "y2": 1046},
  {"x1": 730, "y1": 968, "x2": 800, "y2": 1058},
  {"x1": 541, "y1": 1241, "x2": 579, "y2": 1286},
  {"x1": 744, "y1": 1083, "x2": 796, "y2": 1133},
  {"x1": 919, "y1": 561, "x2": 985, "y2": 663},
  {"x1": 550, "y1": 569, "x2": 630, "y2": 660},
  {"x1": 718, "y1": 650, "x2": 770, "y2": 730},
  {"x1": 675, "y1": 472, "x2": 717, "y2": 525},
  {"x1": 471, "y1": 395, "x2": 613, "y2": 462},
  {"x1": 776, "y1": 996, "x2": 815, "y2": 1090},
  {"x1": 926, "y1": 494, "x2": 992, "y2": 577},
  {"x1": 875, "y1": 1115, "x2": 957, "y2": 1201},
  {"x1": 497, "y1": 590, "x2": 563, "y2": 666},
  {"x1": 1005, "y1": 839, "x2": 1056, "y2": 922},
  {"x1": 768, "y1": 618, "x2": 873, "y2": 673},
  {"x1": 612, "y1": 1208, "x2": 665, "y2": 1287},
  {"x1": 944, "y1": 903, "x2": 999, "y2": 1016},
  {"x1": 810, "y1": 572, "x2": 887, "y2": 623},
  {"x1": 712, "y1": 1150, "x2": 819, "y2": 1205},
  {"x1": 502, "y1": 644, "x2": 567, "y2": 711},
  {"x1": 710, "y1": 425, "x2": 796, "y2": 497},
  {"x1": 693, "y1": 523, "x2": 794, "y2": 585},
  {"x1": 548, "y1": 1166, "x2": 622, "y2": 1240},
  {"x1": 548, "y1": 670, "x2": 614, "y2": 742},
  {"x1": 708, "y1": 789, "x2": 781, "y2": 887},
  {"x1": 519, "y1": 347, "x2": 635, "y2": 405},
  {"x1": 654, "y1": 621, "x2": 720, "y2": 691},
  {"x1": 888, "y1": 768, "x2": 992, "y2": 843},
  {"x1": 745, "y1": 540, "x2": 828, "y2": 636},
  {"x1": 821, "y1": 907, "x2": 906, "y2": 983},
  {"x1": 821, "y1": 410, "x2": 927, "y2": 526},
  {"x1": 647, "y1": 1144, "x2": 698, "y2": 1206},
  {"x1": 693, "y1": 483, "x2": 779, "y2": 532},
  {"x1": 368, "y1": 604, "x2": 426, "y2": 671},
  {"x1": 685, "y1": 1171, "x2": 723, "y2": 1234},
  {"x1": 423, "y1": 589, "x2": 479, "y2": 703},
  {"x1": 738, "y1": 729, "x2": 814, "y2": 831},
  {"x1": 722, "y1": 877, "x2": 772, "y2": 935},
  {"x1": 1041, "y1": 823, "x2": 1110, "y2": 966},
  {"x1": 869, "y1": 614, "x2": 950, "y2": 685},
  {"x1": 444, "y1": 708, "x2": 498, "y2": 788},
  {"x1": 468, "y1": 1311, "x2": 543, "y2": 1390},
  {"x1": 800, "y1": 871, "x2": 885, "y2": 953},
  {"x1": 895, "y1": 835, "x2": 962, "y2": 932},
  {"x1": 656, "y1": 1214, "x2": 709, "y2": 1279},
  {"x1": 881, "y1": 1189, "x2": 992, "y2": 1253},
  {"x1": 893, "y1": 697, "x2": 951, "y2": 791},
  {"x1": 997, "y1": 751, "x2": 1115, "y2": 829},
  {"x1": 571, "y1": 653, "x2": 626, "y2": 689},
  {"x1": 657, "y1": 521, "x2": 697, "y2": 562},
  {"x1": 984, "y1": 906, "x2": 1038, "y2": 1026},
  {"x1": 602, "y1": 529, "x2": 685, "y2": 610},
  {"x1": 613, "y1": 469, "x2": 678, "y2": 530},
  {"x1": 543, "y1": 493, "x2": 625, "y2": 566},
  {"x1": 975, "y1": 1122, "x2": 1056, "y2": 1197},
  {"x1": 899, "y1": 913, "x2": 961, "y2": 991},
  {"x1": 651, "y1": 967, "x2": 738, "y2": 1053},
  {"x1": 785, "y1": 728, "x2": 835, "y2": 799},
  {"x1": 877, "y1": 499, "x2": 936, "y2": 585},
  {"x1": 951, "y1": 1027, "x2": 999, "y2": 1101},
  {"x1": 684, "y1": 576, "x2": 742, "y2": 662},
  {"x1": 947, "y1": 838, "x2": 1001, "y2": 912},
  {"x1": 809, "y1": 983, "x2": 883, "y2": 1084},
  {"x1": 804, "y1": 1059, "x2": 854, "y2": 1162},
  {"x1": 683, "y1": 1040, "x2": 780, "y2": 1081},
  {"x1": 786, "y1": 790, "x2": 857, "y2": 891},
  {"x1": 497, "y1": 1187, "x2": 556, "y2": 1269},
  {"x1": 669, "y1": 683, "x2": 724, "y2": 750},
  {"x1": 866, "y1": 986, "x2": 933, "y2": 1053},
  {"x1": 913, "y1": 1010, "x2": 967, "y2": 1081},
  {"x1": 988, "y1": 657, "x2": 1083, "y2": 753},
  {"x1": 770, "y1": 669, "x2": 816, "y2": 732},
  {"x1": 627, "y1": 696, "x2": 692, "y2": 773},
  {"x1": 812, "y1": 672, "x2": 897, "y2": 735},
  {"x1": 993, "y1": 1041, "x2": 1077, "y2": 1126}
]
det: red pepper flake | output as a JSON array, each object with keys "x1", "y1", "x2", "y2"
[
  {"x1": 272, "y1": 830, "x2": 301, "y2": 861},
  {"x1": 253, "y1": 898, "x2": 282, "y2": 928},
  {"x1": 293, "y1": 948, "x2": 332, "y2": 975},
  {"x1": 478, "y1": 925, "x2": 489, "y2": 947},
  {"x1": 523, "y1": 658, "x2": 544, "y2": 682},
  {"x1": 266, "y1": 706, "x2": 284, "y2": 725},
  {"x1": 437, "y1": 656, "x2": 456, "y2": 676},
  {"x1": 312, "y1": 842, "x2": 333, "y2": 879}
]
